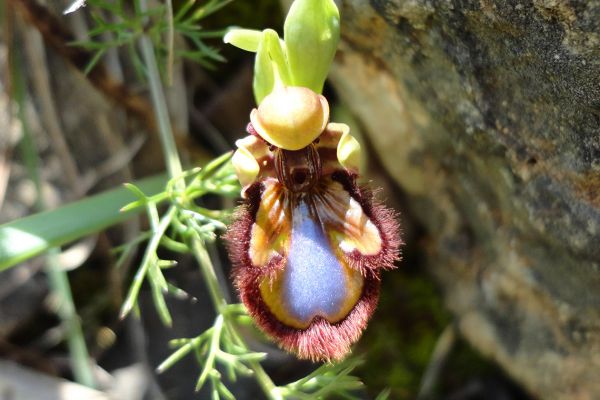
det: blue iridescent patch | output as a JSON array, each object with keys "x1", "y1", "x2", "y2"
[{"x1": 281, "y1": 201, "x2": 348, "y2": 325}]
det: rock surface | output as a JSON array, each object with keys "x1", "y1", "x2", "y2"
[{"x1": 330, "y1": 1, "x2": 600, "y2": 399}]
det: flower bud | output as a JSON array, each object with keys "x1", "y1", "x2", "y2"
[{"x1": 250, "y1": 86, "x2": 329, "y2": 150}]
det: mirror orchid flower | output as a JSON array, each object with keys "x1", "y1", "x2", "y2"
[
  {"x1": 225, "y1": 87, "x2": 401, "y2": 361},
  {"x1": 224, "y1": 0, "x2": 401, "y2": 362}
]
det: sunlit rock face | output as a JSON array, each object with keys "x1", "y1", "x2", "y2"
[{"x1": 330, "y1": 1, "x2": 600, "y2": 399}]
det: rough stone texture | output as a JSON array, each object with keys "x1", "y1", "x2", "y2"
[{"x1": 330, "y1": 1, "x2": 600, "y2": 399}]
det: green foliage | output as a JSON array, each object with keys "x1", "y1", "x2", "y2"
[
  {"x1": 157, "y1": 305, "x2": 266, "y2": 395},
  {"x1": 73, "y1": 0, "x2": 230, "y2": 76},
  {"x1": 118, "y1": 152, "x2": 239, "y2": 324},
  {"x1": 280, "y1": 358, "x2": 366, "y2": 399}
]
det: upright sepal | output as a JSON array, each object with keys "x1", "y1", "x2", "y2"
[{"x1": 284, "y1": 0, "x2": 340, "y2": 93}]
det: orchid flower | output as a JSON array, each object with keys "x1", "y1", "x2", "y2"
[{"x1": 224, "y1": 0, "x2": 401, "y2": 362}]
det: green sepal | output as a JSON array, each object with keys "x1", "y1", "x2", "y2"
[
  {"x1": 223, "y1": 28, "x2": 262, "y2": 52},
  {"x1": 284, "y1": 0, "x2": 340, "y2": 93},
  {"x1": 252, "y1": 32, "x2": 276, "y2": 104}
]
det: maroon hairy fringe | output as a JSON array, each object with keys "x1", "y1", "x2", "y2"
[
  {"x1": 331, "y1": 171, "x2": 402, "y2": 277},
  {"x1": 224, "y1": 172, "x2": 401, "y2": 361}
]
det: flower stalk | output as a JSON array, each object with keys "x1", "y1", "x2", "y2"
[{"x1": 138, "y1": 0, "x2": 184, "y2": 184}]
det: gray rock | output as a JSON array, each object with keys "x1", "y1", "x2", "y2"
[{"x1": 330, "y1": 1, "x2": 600, "y2": 399}]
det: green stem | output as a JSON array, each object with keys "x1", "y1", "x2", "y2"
[
  {"x1": 165, "y1": 0, "x2": 174, "y2": 86},
  {"x1": 190, "y1": 238, "x2": 228, "y2": 313},
  {"x1": 46, "y1": 251, "x2": 96, "y2": 387},
  {"x1": 252, "y1": 361, "x2": 282, "y2": 400},
  {"x1": 190, "y1": 238, "x2": 281, "y2": 400},
  {"x1": 138, "y1": 0, "x2": 183, "y2": 184}
]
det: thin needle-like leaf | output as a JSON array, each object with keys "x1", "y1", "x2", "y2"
[
  {"x1": 120, "y1": 206, "x2": 176, "y2": 319},
  {"x1": 196, "y1": 315, "x2": 224, "y2": 391}
]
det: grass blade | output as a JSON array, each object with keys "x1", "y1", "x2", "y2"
[{"x1": 0, "y1": 174, "x2": 166, "y2": 271}]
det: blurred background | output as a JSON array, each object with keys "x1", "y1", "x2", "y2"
[{"x1": 2, "y1": 0, "x2": 599, "y2": 399}]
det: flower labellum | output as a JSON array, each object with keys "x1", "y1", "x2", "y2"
[{"x1": 225, "y1": 87, "x2": 401, "y2": 362}]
